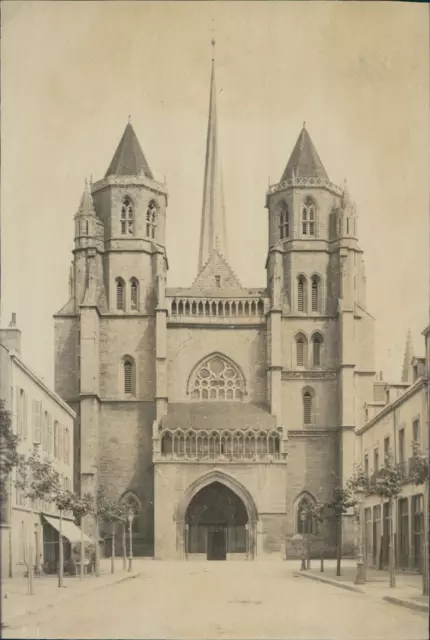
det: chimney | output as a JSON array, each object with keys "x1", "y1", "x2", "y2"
[{"x1": 0, "y1": 312, "x2": 21, "y2": 356}]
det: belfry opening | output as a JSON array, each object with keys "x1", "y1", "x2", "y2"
[{"x1": 185, "y1": 482, "x2": 249, "y2": 560}]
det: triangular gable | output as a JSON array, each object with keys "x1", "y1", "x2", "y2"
[{"x1": 190, "y1": 249, "x2": 244, "y2": 293}]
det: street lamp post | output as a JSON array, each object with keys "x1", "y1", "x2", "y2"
[
  {"x1": 127, "y1": 510, "x2": 134, "y2": 572},
  {"x1": 300, "y1": 511, "x2": 307, "y2": 571},
  {"x1": 355, "y1": 487, "x2": 366, "y2": 585}
]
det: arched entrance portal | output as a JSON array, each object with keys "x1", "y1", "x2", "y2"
[{"x1": 185, "y1": 482, "x2": 248, "y2": 560}]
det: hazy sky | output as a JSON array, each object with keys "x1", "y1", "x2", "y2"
[{"x1": 1, "y1": 1, "x2": 429, "y2": 387}]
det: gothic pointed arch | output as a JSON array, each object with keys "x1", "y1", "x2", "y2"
[
  {"x1": 294, "y1": 490, "x2": 317, "y2": 534},
  {"x1": 119, "y1": 491, "x2": 141, "y2": 533},
  {"x1": 175, "y1": 469, "x2": 258, "y2": 525},
  {"x1": 187, "y1": 352, "x2": 246, "y2": 401}
]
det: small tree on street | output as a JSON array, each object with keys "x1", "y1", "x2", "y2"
[
  {"x1": 16, "y1": 447, "x2": 61, "y2": 594},
  {"x1": 410, "y1": 442, "x2": 429, "y2": 596},
  {"x1": 368, "y1": 453, "x2": 404, "y2": 588},
  {"x1": 325, "y1": 478, "x2": 357, "y2": 576},
  {"x1": 0, "y1": 400, "x2": 19, "y2": 505},
  {"x1": 308, "y1": 501, "x2": 327, "y2": 572}
]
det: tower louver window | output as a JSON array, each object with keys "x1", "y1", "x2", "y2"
[
  {"x1": 124, "y1": 359, "x2": 134, "y2": 395},
  {"x1": 130, "y1": 279, "x2": 138, "y2": 311},
  {"x1": 296, "y1": 338, "x2": 305, "y2": 367},
  {"x1": 297, "y1": 276, "x2": 307, "y2": 312},
  {"x1": 311, "y1": 276, "x2": 320, "y2": 312},
  {"x1": 116, "y1": 279, "x2": 125, "y2": 311},
  {"x1": 303, "y1": 392, "x2": 312, "y2": 424},
  {"x1": 312, "y1": 334, "x2": 323, "y2": 367}
]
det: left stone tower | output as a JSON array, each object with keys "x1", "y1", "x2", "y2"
[{"x1": 54, "y1": 121, "x2": 168, "y2": 554}]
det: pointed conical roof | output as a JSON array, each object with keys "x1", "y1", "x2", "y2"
[
  {"x1": 281, "y1": 124, "x2": 328, "y2": 182},
  {"x1": 105, "y1": 122, "x2": 154, "y2": 179},
  {"x1": 75, "y1": 180, "x2": 96, "y2": 218},
  {"x1": 401, "y1": 329, "x2": 414, "y2": 383},
  {"x1": 197, "y1": 58, "x2": 228, "y2": 273}
]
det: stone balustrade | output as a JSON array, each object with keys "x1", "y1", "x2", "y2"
[
  {"x1": 153, "y1": 427, "x2": 287, "y2": 463},
  {"x1": 167, "y1": 297, "x2": 268, "y2": 323}
]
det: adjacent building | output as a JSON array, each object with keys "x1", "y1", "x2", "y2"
[
  {"x1": 0, "y1": 314, "x2": 80, "y2": 578},
  {"x1": 54, "y1": 55, "x2": 377, "y2": 560},
  {"x1": 356, "y1": 330, "x2": 429, "y2": 573}
]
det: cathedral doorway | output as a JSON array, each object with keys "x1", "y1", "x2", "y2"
[{"x1": 185, "y1": 481, "x2": 248, "y2": 560}]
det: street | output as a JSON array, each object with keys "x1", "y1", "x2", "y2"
[{"x1": 3, "y1": 561, "x2": 428, "y2": 639}]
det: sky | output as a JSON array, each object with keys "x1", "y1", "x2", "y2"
[{"x1": 1, "y1": 1, "x2": 429, "y2": 387}]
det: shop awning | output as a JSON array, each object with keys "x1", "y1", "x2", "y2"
[{"x1": 43, "y1": 515, "x2": 92, "y2": 544}]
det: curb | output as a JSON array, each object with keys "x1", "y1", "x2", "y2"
[
  {"x1": 292, "y1": 571, "x2": 366, "y2": 594},
  {"x1": 383, "y1": 595, "x2": 429, "y2": 614},
  {"x1": 3, "y1": 571, "x2": 142, "y2": 629}
]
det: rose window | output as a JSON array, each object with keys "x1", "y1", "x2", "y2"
[{"x1": 190, "y1": 356, "x2": 244, "y2": 401}]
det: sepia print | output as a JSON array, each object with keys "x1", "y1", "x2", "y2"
[{"x1": 0, "y1": 1, "x2": 429, "y2": 638}]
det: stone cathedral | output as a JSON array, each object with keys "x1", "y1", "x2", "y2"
[{"x1": 54, "y1": 57, "x2": 375, "y2": 560}]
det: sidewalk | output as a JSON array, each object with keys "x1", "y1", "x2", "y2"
[
  {"x1": 1, "y1": 557, "x2": 149, "y2": 628},
  {"x1": 293, "y1": 559, "x2": 428, "y2": 613}
]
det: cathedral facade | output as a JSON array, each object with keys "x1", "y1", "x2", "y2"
[{"x1": 54, "y1": 58, "x2": 375, "y2": 560}]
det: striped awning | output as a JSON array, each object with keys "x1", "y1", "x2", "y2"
[{"x1": 43, "y1": 515, "x2": 92, "y2": 544}]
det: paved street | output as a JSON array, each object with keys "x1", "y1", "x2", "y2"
[{"x1": 3, "y1": 561, "x2": 428, "y2": 640}]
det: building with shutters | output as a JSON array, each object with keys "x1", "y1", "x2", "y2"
[
  {"x1": 355, "y1": 328, "x2": 429, "y2": 574},
  {"x1": 0, "y1": 315, "x2": 79, "y2": 578},
  {"x1": 53, "y1": 52, "x2": 378, "y2": 560}
]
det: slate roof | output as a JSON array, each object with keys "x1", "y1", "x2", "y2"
[
  {"x1": 105, "y1": 122, "x2": 154, "y2": 179},
  {"x1": 162, "y1": 402, "x2": 276, "y2": 432},
  {"x1": 281, "y1": 125, "x2": 328, "y2": 182}
]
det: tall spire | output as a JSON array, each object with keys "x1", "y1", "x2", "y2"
[
  {"x1": 401, "y1": 329, "x2": 414, "y2": 383},
  {"x1": 197, "y1": 42, "x2": 228, "y2": 272}
]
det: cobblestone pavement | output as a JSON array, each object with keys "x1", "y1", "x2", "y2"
[{"x1": 3, "y1": 560, "x2": 428, "y2": 639}]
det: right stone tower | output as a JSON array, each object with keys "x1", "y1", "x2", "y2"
[{"x1": 265, "y1": 123, "x2": 376, "y2": 552}]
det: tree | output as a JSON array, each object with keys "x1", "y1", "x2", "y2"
[
  {"x1": 349, "y1": 454, "x2": 404, "y2": 588},
  {"x1": 410, "y1": 442, "x2": 429, "y2": 596},
  {"x1": 0, "y1": 400, "x2": 19, "y2": 505},
  {"x1": 69, "y1": 493, "x2": 93, "y2": 581},
  {"x1": 368, "y1": 453, "x2": 404, "y2": 588},
  {"x1": 325, "y1": 478, "x2": 357, "y2": 576},
  {"x1": 308, "y1": 501, "x2": 327, "y2": 572},
  {"x1": 15, "y1": 447, "x2": 61, "y2": 594}
]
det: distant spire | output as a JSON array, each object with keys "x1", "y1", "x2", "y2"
[
  {"x1": 401, "y1": 329, "x2": 414, "y2": 383},
  {"x1": 105, "y1": 121, "x2": 153, "y2": 179},
  {"x1": 197, "y1": 50, "x2": 228, "y2": 272},
  {"x1": 75, "y1": 179, "x2": 96, "y2": 218},
  {"x1": 281, "y1": 125, "x2": 328, "y2": 182}
]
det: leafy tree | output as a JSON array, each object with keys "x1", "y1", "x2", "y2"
[
  {"x1": 0, "y1": 400, "x2": 20, "y2": 505},
  {"x1": 15, "y1": 447, "x2": 61, "y2": 594},
  {"x1": 367, "y1": 453, "x2": 404, "y2": 587},
  {"x1": 410, "y1": 442, "x2": 429, "y2": 596},
  {"x1": 308, "y1": 501, "x2": 327, "y2": 571},
  {"x1": 325, "y1": 478, "x2": 357, "y2": 576}
]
